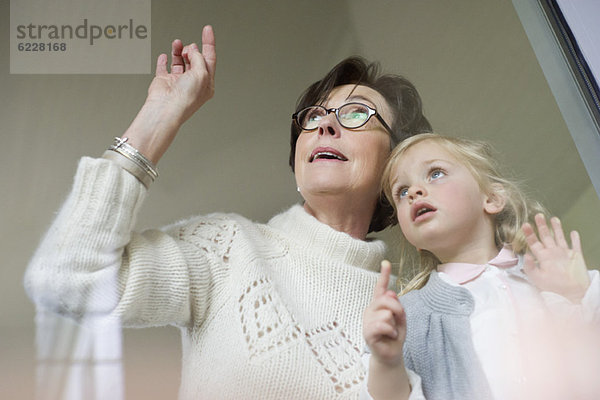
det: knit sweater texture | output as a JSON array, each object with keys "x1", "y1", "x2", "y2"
[
  {"x1": 25, "y1": 157, "x2": 387, "y2": 399},
  {"x1": 400, "y1": 271, "x2": 494, "y2": 400}
]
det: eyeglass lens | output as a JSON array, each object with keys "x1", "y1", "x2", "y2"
[{"x1": 299, "y1": 103, "x2": 371, "y2": 130}]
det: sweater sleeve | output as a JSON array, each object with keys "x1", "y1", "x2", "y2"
[{"x1": 24, "y1": 157, "x2": 215, "y2": 328}]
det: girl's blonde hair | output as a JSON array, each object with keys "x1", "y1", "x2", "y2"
[{"x1": 381, "y1": 133, "x2": 546, "y2": 294}]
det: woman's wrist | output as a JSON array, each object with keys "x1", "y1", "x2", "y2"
[
  {"x1": 122, "y1": 100, "x2": 185, "y2": 164},
  {"x1": 102, "y1": 136, "x2": 159, "y2": 189}
]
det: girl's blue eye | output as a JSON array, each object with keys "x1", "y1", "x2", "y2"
[
  {"x1": 398, "y1": 188, "x2": 409, "y2": 198},
  {"x1": 430, "y1": 169, "x2": 445, "y2": 180}
]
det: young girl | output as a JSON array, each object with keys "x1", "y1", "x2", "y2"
[{"x1": 362, "y1": 133, "x2": 600, "y2": 400}]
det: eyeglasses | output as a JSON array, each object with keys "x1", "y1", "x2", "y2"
[{"x1": 292, "y1": 102, "x2": 393, "y2": 135}]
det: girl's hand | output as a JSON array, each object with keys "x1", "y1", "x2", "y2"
[
  {"x1": 363, "y1": 260, "x2": 406, "y2": 367},
  {"x1": 522, "y1": 214, "x2": 590, "y2": 303},
  {"x1": 122, "y1": 25, "x2": 217, "y2": 164}
]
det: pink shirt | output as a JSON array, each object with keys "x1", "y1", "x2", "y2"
[{"x1": 438, "y1": 246, "x2": 600, "y2": 399}]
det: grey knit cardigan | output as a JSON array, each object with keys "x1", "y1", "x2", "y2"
[{"x1": 400, "y1": 271, "x2": 495, "y2": 400}]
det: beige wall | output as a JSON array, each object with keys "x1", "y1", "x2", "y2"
[{"x1": 563, "y1": 184, "x2": 600, "y2": 265}]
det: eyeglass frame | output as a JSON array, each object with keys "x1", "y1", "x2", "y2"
[{"x1": 292, "y1": 102, "x2": 394, "y2": 136}]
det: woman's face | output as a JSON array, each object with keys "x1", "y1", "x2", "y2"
[{"x1": 294, "y1": 84, "x2": 393, "y2": 205}]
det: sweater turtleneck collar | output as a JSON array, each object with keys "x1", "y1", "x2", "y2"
[{"x1": 268, "y1": 204, "x2": 386, "y2": 272}]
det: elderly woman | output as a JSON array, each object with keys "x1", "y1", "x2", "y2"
[{"x1": 25, "y1": 26, "x2": 430, "y2": 399}]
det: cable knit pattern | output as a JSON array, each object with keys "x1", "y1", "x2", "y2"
[{"x1": 25, "y1": 157, "x2": 387, "y2": 399}]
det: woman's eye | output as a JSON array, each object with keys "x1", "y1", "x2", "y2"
[
  {"x1": 343, "y1": 111, "x2": 367, "y2": 121},
  {"x1": 339, "y1": 104, "x2": 370, "y2": 127},
  {"x1": 307, "y1": 112, "x2": 322, "y2": 123}
]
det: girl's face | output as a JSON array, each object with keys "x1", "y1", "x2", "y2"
[{"x1": 389, "y1": 140, "x2": 502, "y2": 263}]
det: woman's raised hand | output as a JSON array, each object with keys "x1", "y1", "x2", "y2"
[
  {"x1": 522, "y1": 214, "x2": 591, "y2": 303},
  {"x1": 122, "y1": 25, "x2": 217, "y2": 164},
  {"x1": 148, "y1": 26, "x2": 216, "y2": 123}
]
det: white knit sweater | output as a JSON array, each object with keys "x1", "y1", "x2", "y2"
[{"x1": 25, "y1": 157, "x2": 387, "y2": 399}]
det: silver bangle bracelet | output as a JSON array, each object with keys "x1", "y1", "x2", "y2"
[
  {"x1": 102, "y1": 150, "x2": 154, "y2": 189},
  {"x1": 104, "y1": 137, "x2": 158, "y2": 188},
  {"x1": 109, "y1": 137, "x2": 158, "y2": 177}
]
